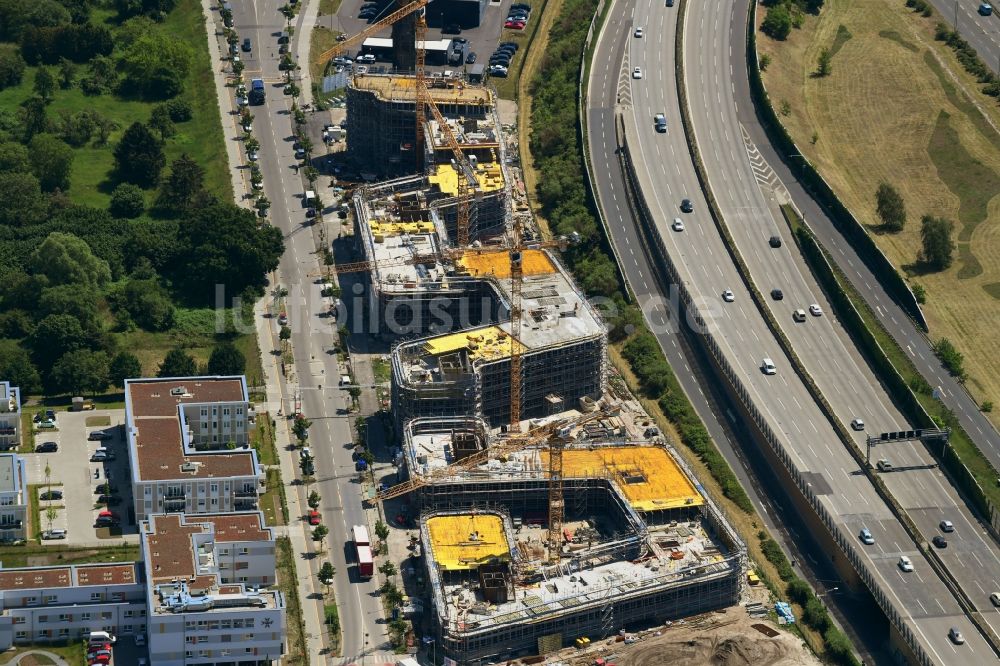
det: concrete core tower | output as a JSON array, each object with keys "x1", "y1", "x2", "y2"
[{"x1": 392, "y1": 0, "x2": 417, "y2": 71}]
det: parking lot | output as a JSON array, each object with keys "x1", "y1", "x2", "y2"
[{"x1": 25, "y1": 409, "x2": 137, "y2": 546}]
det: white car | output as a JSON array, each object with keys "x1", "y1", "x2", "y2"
[
  {"x1": 634, "y1": 27, "x2": 643, "y2": 38},
  {"x1": 242, "y1": 122, "x2": 252, "y2": 133},
  {"x1": 671, "y1": 218, "x2": 684, "y2": 232},
  {"x1": 761, "y1": 358, "x2": 777, "y2": 375},
  {"x1": 850, "y1": 418, "x2": 865, "y2": 431},
  {"x1": 809, "y1": 303, "x2": 823, "y2": 316},
  {"x1": 632, "y1": 66, "x2": 643, "y2": 79},
  {"x1": 248, "y1": 150, "x2": 258, "y2": 161},
  {"x1": 722, "y1": 289, "x2": 735, "y2": 302},
  {"x1": 898, "y1": 555, "x2": 914, "y2": 572}
]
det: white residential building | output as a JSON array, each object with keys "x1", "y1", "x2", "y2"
[
  {"x1": 142, "y1": 512, "x2": 285, "y2": 665},
  {"x1": 0, "y1": 453, "x2": 27, "y2": 542},
  {"x1": 124, "y1": 377, "x2": 265, "y2": 521},
  {"x1": 0, "y1": 563, "x2": 145, "y2": 649},
  {"x1": 0, "y1": 382, "x2": 20, "y2": 451}
]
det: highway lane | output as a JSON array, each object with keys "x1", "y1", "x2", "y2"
[
  {"x1": 683, "y1": 0, "x2": 1000, "y2": 642},
  {"x1": 607, "y1": 0, "x2": 993, "y2": 662},
  {"x1": 933, "y1": 0, "x2": 1000, "y2": 74},
  {"x1": 228, "y1": 1, "x2": 389, "y2": 662}
]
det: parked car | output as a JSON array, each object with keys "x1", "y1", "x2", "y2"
[
  {"x1": 499, "y1": 41, "x2": 520, "y2": 51},
  {"x1": 95, "y1": 484, "x2": 118, "y2": 495},
  {"x1": 466, "y1": 51, "x2": 477, "y2": 64},
  {"x1": 90, "y1": 451, "x2": 108, "y2": 462},
  {"x1": 42, "y1": 529, "x2": 67, "y2": 540},
  {"x1": 37, "y1": 420, "x2": 56, "y2": 429},
  {"x1": 443, "y1": 23, "x2": 462, "y2": 34},
  {"x1": 504, "y1": 20, "x2": 525, "y2": 29},
  {"x1": 88, "y1": 431, "x2": 112, "y2": 441},
  {"x1": 242, "y1": 37, "x2": 252, "y2": 51},
  {"x1": 35, "y1": 441, "x2": 58, "y2": 453},
  {"x1": 308, "y1": 510, "x2": 321, "y2": 525},
  {"x1": 40, "y1": 490, "x2": 63, "y2": 501},
  {"x1": 489, "y1": 65, "x2": 508, "y2": 77},
  {"x1": 98, "y1": 495, "x2": 122, "y2": 506}
]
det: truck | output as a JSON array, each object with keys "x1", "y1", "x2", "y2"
[
  {"x1": 353, "y1": 525, "x2": 373, "y2": 578},
  {"x1": 249, "y1": 78, "x2": 265, "y2": 105}
]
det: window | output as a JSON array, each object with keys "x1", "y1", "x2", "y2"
[
  {"x1": 90, "y1": 592, "x2": 102, "y2": 601},
  {"x1": 101, "y1": 612, "x2": 112, "y2": 620},
  {"x1": 15, "y1": 631, "x2": 26, "y2": 640},
  {"x1": 111, "y1": 592, "x2": 123, "y2": 601},
  {"x1": 81, "y1": 612, "x2": 91, "y2": 621},
  {"x1": 211, "y1": 484, "x2": 218, "y2": 493},
  {"x1": 236, "y1": 407, "x2": 243, "y2": 415},
  {"x1": 201, "y1": 408, "x2": 208, "y2": 417},
  {"x1": 58, "y1": 628, "x2": 68, "y2": 637},
  {"x1": 185, "y1": 651, "x2": 194, "y2": 659},
  {"x1": 58, "y1": 614, "x2": 70, "y2": 622},
  {"x1": 198, "y1": 635, "x2": 208, "y2": 643},
  {"x1": 239, "y1": 576, "x2": 248, "y2": 583},
  {"x1": 124, "y1": 610, "x2": 133, "y2": 618},
  {"x1": 25, "y1": 596, "x2": 37, "y2": 606},
  {"x1": 219, "y1": 562, "x2": 229, "y2": 569},
  {"x1": 123, "y1": 624, "x2": 132, "y2": 632},
  {"x1": 236, "y1": 562, "x2": 249, "y2": 570},
  {"x1": 240, "y1": 547, "x2": 249, "y2": 555},
  {"x1": 12, "y1": 616, "x2": 24, "y2": 624},
  {"x1": 223, "y1": 408, "x2": 230, "y2": 416},
  {"x1": 44, "y1": 595, "x2": 56, "y2": 604},
  {"x1": 38, "y1": 616, "x2": 47, "y2": 623},
  {"x1": 221, "y1": 634, "x2": 232, "y2": 642}
]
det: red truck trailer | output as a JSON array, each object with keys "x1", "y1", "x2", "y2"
[{"x1": 353, "y1": 525, "x2": 373, "y2": 578}]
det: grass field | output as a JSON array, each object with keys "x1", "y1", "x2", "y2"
[
  {"x1": 0, "y1": 543, "x2": 138, "y2": 569},
  {"x1": 0, "y1": 643, "x2": 87, "y2": 666},
  {"x1": 758, "y1": 0, "x2": 1000, "y2": 426},
  {"x1": 276, "y1": 536, "x2": 307, "y2": 662}
]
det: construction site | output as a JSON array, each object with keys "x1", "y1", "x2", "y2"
[{"x1": 316, "y1": 5, "x2": 747, "y2": 663}]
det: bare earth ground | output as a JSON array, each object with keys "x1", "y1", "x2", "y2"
[
  {"x1": 525, "y1": 607, "x2": 820, "y2": 666},
  {"x1": 758, "y1": 0, "x2": 1000, "y2": 425}
]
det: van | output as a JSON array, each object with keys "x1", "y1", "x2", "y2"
[
  {"x1": 88, "y1": 631, "x2": 116, "y2": 644},
  {"x1": 876, "y1": 458, "x2": 893, "y2": 472},
  {"x1": 793, "y1": 309, "x2": 806, "y2": 322},
  {"x1": 761, "y1": 358, "x2": 776, "y2": 375}
]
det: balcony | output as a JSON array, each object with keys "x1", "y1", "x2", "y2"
[
  {"x1": 235, "y1": 489, "x2": 258, "y2": 498},
  {"x1": 234, "y1": 498, "x2": 258, "y2": 510}
]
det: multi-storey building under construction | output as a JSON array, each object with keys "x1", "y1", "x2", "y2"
[{"x1": 392, "y1": 413, "x2": 745, "y2": 664}]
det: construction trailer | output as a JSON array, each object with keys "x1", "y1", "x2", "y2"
[{"x1": 396, "y1": 420, "x2": 745, "y2": 665}]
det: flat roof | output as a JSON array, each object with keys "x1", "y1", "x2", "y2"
[
  {"x1": 0, "y1": 381, "x2": 18, "y2": 413},
  {"x1": 0, "y1": 454, "x2": 18, "y2": 495},
  {"x1": 351, "y1": 74, "x2": 493, "y2": 106},
  {"x1": 428, "y1": 162, "x2": 504, "y2": 196},
  {"x1": 0, "y1": 564, "x2": 137, "y2": 591},
  {"x1": 126, "y1": 377, "x2": 257, "y2": 482},
  {"x1": 541, "y1": 446, "x2": 703, "y2": 511},
  {"x1": 363, "y1": 37, "x2": 452, "y2": 51},
  {"x1": 426, "y1": 514, "x2": 510, "y2": 571}
]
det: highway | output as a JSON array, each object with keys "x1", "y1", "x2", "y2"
[
  {"x1": 586, "y1": 0, "x2": 993, "y2": 662},
  {"x1": 227, "y1": 1, "x2": 389, "y2": 662},
  {"x1": 684, "y1": 0, "x2": 1000, "y2": 640}
]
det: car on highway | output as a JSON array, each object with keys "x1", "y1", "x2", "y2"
[
  {"x1": 809, "y1": 304, "x2": 823, "y2": 316},
  {"x1": 991, "y1": 591, "x2": 1000, "y2": 606},
  {"x1": 722, "y1": 289, "x2": 735, "y2": 302},
  {"x1": 932, "y1": 535, "x2": 948, "y2": 548},
  {"x1": 680, "y1": 198, "x2": 693, "y2": 213},
  {"x1": 654, "y1": 113, "x2": 667, "y2": 132},
  {"x1": 42, "y1": 529, "x2": 67, "y2": 540},
  {"x1": 770, "y1": 289, "x2": 783, "y2": 301},
  {"x1": 859, "y1": 527, "x2": 875, "y2": 545},
  {"x1": 850, "y1": 418, "x2": 865, "y2": 431},
  {"x1": 761, "y1": 358, "x2": 777, "y2": 375},
  {"x1": 631, "y1": 66, "x2": 642, "y2": 79},
  {"x1": 769, "y1": 235, "x2": 782, "y2": 248},
  {"x1": 671, "y1": 218, "x2": 684, "y2": 232},
  {"x1": 36, "y1": 441, "x2": 58, "y2": 453},
  {"x1": 980, "y1": 3, "x2": 993, "y2": 16},
  {"x1": 898, "y1": 555, "x2": 914, "y2": 572},
  {"x1": 634, "y1": 27, "x2": 643, "y2": 38},
  {"x1": 793, "y1": 309, "x2": 806, "y2": 323},
  {"x1": 308, "y1": 510, "x2": 321, "y2": 526},
  {"x1": 88, "y1": 431, "x2": 112, "y2": 441},
  {"x1": 877, "y1": 458, "x2": 893, "y2": 471},
  {"x1": 939, "y1": 519, "x2": 954, "y2": 532},
  {"x1": 949, "y1": 627, "x2": 965, "y2": 644},
  {"x1": 40, "y1": 490, "x2": 63, "y2": 501}
]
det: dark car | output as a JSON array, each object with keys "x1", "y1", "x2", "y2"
[
  {"x1": 495, "y1": 45, "x2": 517, "y2": 55},
  {"x1": 511, "y1": 2, "x2": 532, "y2": 10},
  {"x1": 771, "y1": 289, "x2": 784, "y2": 301},
  {"x1": 88, "y1": 431, "x2": 112, "y2": 441},
  {"x1": 443, "y1": 23, "x2": 462, "y2": 34},
  {"x1": 507, "y1": 11, "x2": 529, "y2": 21},
  {"x1": 680, "y1": 198, "x2": 693, "y2": 213},
  {"x1": 769, "y1": 235, "x2": 782, "y2": 248},
  {"x1": 452, "y1": 37, "x2": 468, "y2": 45},
  {"x1": 490, "y1": 53, "x2": 511, "y2": 62},
  {"x1": 499, "y1": 41, "x2": 519, "y2": 51},
  {"x1": 98, "y1": 495, "x2": 122, "y2": 506},
  {"x1": 466, "y1": 51, "x2": 477, "y2": 64},
  {"x1": 40, "y1": 490, "x2": 63, "y2": 501},
  {"x1": 95, "y1": 484, "x2": 119, "y2": 495},
  {"x1": 242, "y1": 37, "x2": 252, "y2": 51},
  {"x1": 932, "y1": 535, "x2": 948, "y2": 548},
  {"x1": 35, "y1": 441, "x2": 58, "y2": 453}
]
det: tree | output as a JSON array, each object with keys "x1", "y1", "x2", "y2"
[
  {"x1": 58, "y1": 57, "x2": 75, "y2": 89},
  {"x1": 0, "y1": 44, "x2": 26, "y2": 90},
  {"x1": 312, "y1": 524, "x2": 329, "y2": 546},
  {"x1": 38, "y1": 285, "x2": 101, "y2": 335},
  {"x1": 19, "y1": 96, "x2": 49, "y2": 141},
  {"x1": 816, "y1": 48, "x2": 831, "y2": 77},
  {"x1": 761, "y1": 4, "x2": 792, "y2": 40},
  {"x1": 109, "y1": 183, "x2": 145, "y2": 218},
  {"x1": 178, "y1": 202, "x2": 284, "y2": 301},
  {"x1": 114, "y1": 122, "x2": 165, "y2": 187},
  {"x1": 292, "y1": 415, "x2": 311, "y2": 442},
  {"x1": 110, "y1": 351, "x2": 142, "y2": 387},
  {"x1": 112, "y1": 279, "x2": 175, "y2": 330},
  {"x1": 384, "y1": 584, "x2": 404, "y2": 608},
  {"x1": 374, "y1": 519, "x2": 389, "y2": 542},
  {"x1": 119, "y1": 33, "x2": 191, "y2": 98},
  {"x1": 29, "y1": 314, "x2": 89, "y2": 372},
  {"x1": 0, "y1": 172, "x2": 47, "y2": 227},
  {"x1": 279, "y1": 325, "x2": 291, "y2": 341},
  {"x1": 207, "y1": 341, "x2": 246, "y2": 375},
  {"x1": 318, "y1": 561, "x2": 335, "y2": 592},
  {"x1": 933, "y1": 337, "x2": 965, "y2": 379},
  {"x1": 0, "y1": 340, "x2": 41, "y2": 394},
  {"x1": 875, "y1": 182, "x2": 906, "y2": 232},
  {"x1": 28, "y1": 133, "x2": 73, "y2": 191},
  {"x1": 148, "y1": 103, "x2": 175, "y2": 140},
  {"x1": 33, "y1": 67, "x2": 56, "y2": 103},
  {"x1": 307, "y1": 490, "x2": 321, "y2": 509},
  {"x1": 920, "y1": 215, "x2": 955, "y2": 270},
  {"x1": 158, "y1": 348, "x2": 197, "y2": 378},
  {"x1": 0, "y1": 141, "x2": 30, "y2": 172},
  {"x1": 29, "y1": 232, "x2": 111, "y2": 289},
  {"x1": 157, "y1": 153, "x2": 207, "y2": 214},
  {"x1": 379, "y1": 561, "x2": 397, "y2": 578},
  {"x1": 759, "y1": 53, "x2": 772, "y2": 71},
  {"x1": 49, "y1": 349, "x2": 109, "y2": 395}
]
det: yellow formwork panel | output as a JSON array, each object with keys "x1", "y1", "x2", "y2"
[
  {"x1": 368, "y1": 219, "x2": 436, "y2": 237},
  {"x1": 353, "y1": 75, "x2": 493, "y2": 106},
  {"x1": 422, "y1": 326, "x2": 525, "y2": 362},
  {"x1": 429, "y1": 162, "x2": 505, "y2": 196},
  {"x1": 427, "y1": 514, "x2": 509, "y2": 571},
  {"x1": 458, "y1": 249, "x2": 556, "y2": 279},
  {"x1": 541, "y1": 447, "x2": 704, "y2": 512}
]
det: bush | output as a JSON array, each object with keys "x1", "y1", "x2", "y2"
[
  {"x1": 786, "y1": 578, "x2": 812, "y2": 605},
  {"x1": 0, "y1": 44, "x2": 26, "y2": 90},
  {"x1": 164, "y1": 98, "x2": 193, "y2": 122},
  {"x1": 759, "y1": 536, "x2": 795, "y2": 581},
  {"x1": 803, "y1": 596, "x2": 831, "y2": 632},
  {"x1": 109, "y1": 183, "x2": 145, "y2": 218},
  {"x1": 761, "y1": 5, "x2": 793, "y2": 40},
  {"x1": 933, "y1": 337, "x2": 965, "y2": 379}
]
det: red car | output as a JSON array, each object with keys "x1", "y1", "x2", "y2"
[
  {"x1": 504, "y1": 20, "x2": 525, "y2": 29},
  {"x1": 308, "y1": 510, "x2": 321, "y2": 526},
  {"x1": 87, "y1": 651, "x2": 112, "y2": 664}
]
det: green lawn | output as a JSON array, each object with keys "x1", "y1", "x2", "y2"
[
  {"x1": 0, "y1": 642, "x2": 87, "y2": 666},
  {"x1": 252, "y1": 413, "x2": 279, "y2": 466},
  {"x1": 0, "y1": 544, "x2": 138, "y2": 568},
  {"x1": 260, "y1": 468, "x2": 287, "y2": 527},
  {"x1": 276, "y1": 536, "x2": 308, "y2": 663}
]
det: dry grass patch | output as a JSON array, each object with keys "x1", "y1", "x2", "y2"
[{"x1": 758, "y1": 0, "x2": 1000, "y2": 423}]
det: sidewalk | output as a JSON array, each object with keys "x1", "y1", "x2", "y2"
[{"x1": 295, "y1": 0, "x2": 321, "y2": 105}]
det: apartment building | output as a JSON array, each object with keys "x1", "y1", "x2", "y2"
[
  {"x1": 0, "y1": 563, "x2": 145, "y2": 650},
  {"x1": 0, "y1": 381, "x2": 20, "y2": 451},
  {"x1": 0, "y1": 453, "x2": 27, "y2": 542},
  {"x1": 125, "y1": 377, "x2": 265, "y2": 521},
  {"x1": 142, "y1": 512, "x2": 285, "y2": 665}
]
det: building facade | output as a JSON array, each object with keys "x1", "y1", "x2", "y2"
[
  {"x1": 0, "y1": 453, "x2": 27, "y2": 542},
  {"x1": 0, "y1": 382, "x2": 20, "y2": 451}
]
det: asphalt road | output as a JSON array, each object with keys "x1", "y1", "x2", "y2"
[
  {"x1": 587, "y1": 0, "x2": 991, "y2": 662},
  {"x1": 228, "y1": 0, "x2": 389, "y2": 662},
  {"x1": 685, "y1": 0, "x2": 1000, "y2": 643}
]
